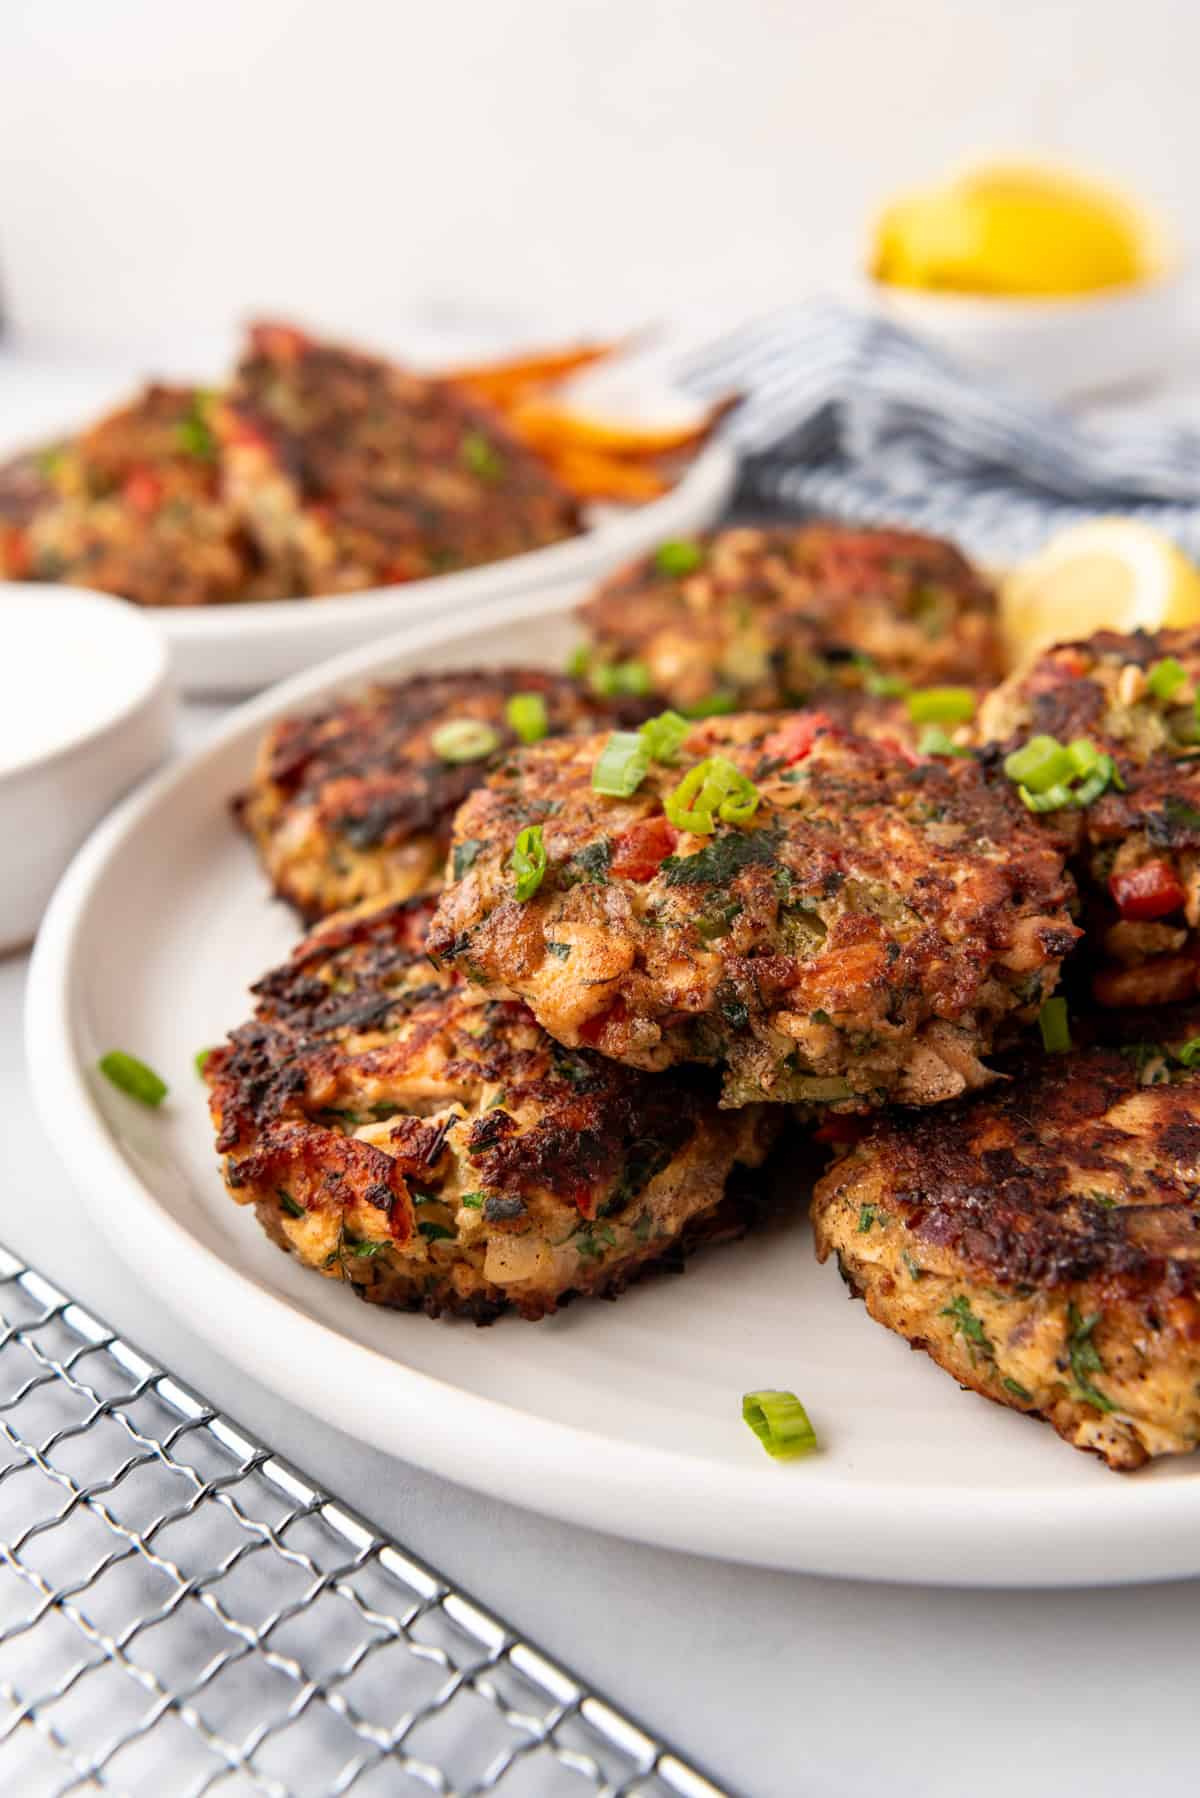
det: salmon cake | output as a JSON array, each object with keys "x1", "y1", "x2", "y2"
[
  {"x1": 235, "y1": 670, "x2": 623, "y2": 921},
  {"x1": 426, "y1": 709, "x2": 1078, "y2": 1111},
  {"x1": 979, "y1": 627, "x2": 1200, "y2": 1008},
  {"x1": 812, "y1": 1016, "x2": 1200, "y2": 1470},
  {"x1": 218, "y1": 322, "x2": 580, "y2": 595},
  {"x1": 574, "y1": 523, "x2": 1006, "y2": 715},
  {"x1": 205, "y1": 897, "x2": 777, "y2": 1322},
  {"x1": 0, "y1": 385, "x2": 271, "y2": 607}
]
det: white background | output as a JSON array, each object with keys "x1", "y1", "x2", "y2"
[{"x1": 1, "y1": 0, "x2": 1194, "y2": 361}]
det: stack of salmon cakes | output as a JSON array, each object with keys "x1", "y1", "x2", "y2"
[{"x1": 207, "y1": 519, "x2": 1200, "y2": 1473}]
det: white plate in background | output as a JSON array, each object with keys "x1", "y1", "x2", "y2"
[
  {"x1": 0, "y1": 353, "x2": 735, "y2": 696},
  {"x1": 26, "y1": 590, "x2": 1200, "y2": 1587}
]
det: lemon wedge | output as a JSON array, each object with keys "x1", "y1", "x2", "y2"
[
  {"x1": 1000, "y1": 520, "x2": 1200, "y2": 664},
  {"x1": 872, "y1": 162, "x2": 1160, "y2": 298}
]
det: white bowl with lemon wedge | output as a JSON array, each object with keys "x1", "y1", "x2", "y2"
[{"x1": 865, "y1": 162, "x2": 1188, "y2": 401}]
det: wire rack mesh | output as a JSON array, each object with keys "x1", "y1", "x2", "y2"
[{"x1": 0, "y1": 1244, "x2": 727, "y2": 1798}]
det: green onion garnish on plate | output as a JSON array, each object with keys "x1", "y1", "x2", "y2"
[
  {"x1": 194, "y1": 1046, "x2": 216, "y2": 1076},
  {"x1": 431, "y1": 719, "x2": 501, "y2": 763},
  {"x1": 506, "y1": 692, "x2": 549, "y2": 744},
  {"x1": 742, "y1": 1390, "x2": 817, "y2": 1461},
  {"x1": 98, "y1": 1051, "x2": 168, "y2": 1108}
]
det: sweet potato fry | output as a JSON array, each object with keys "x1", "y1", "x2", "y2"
[
  {"x1": 539, "y1": 448, "x2": 670, "y2": 502},
  {"x1": 442, "y1": 342, "x2": 620, "y2": 403},
  {"x1": 508, "y1": 400, "x2": 714, "y2": 458}
]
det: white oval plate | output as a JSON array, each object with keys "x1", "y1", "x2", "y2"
[
  {"x1": 0, "y1": 356, "x2": 733, "y2": 697},
  {"x1": 26, "y1": 592, "x2": 1200, "y2": 1587}
]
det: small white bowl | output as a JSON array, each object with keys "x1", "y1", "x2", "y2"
[
  {"x1": 857, "y1": 268, "x2": 1193, "y2": 402},
  {"x1": 0, "y1": 583, "x2": 174, "y2": 950}
]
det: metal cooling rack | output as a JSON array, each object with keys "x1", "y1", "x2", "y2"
[{"x1": 0, "y1": 1245, "x2": 726, "y2": 1798}]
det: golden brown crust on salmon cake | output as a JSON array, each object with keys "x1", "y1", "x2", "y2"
[
  {"x1": 235, "y1": 670, "x2": 625, "y2": 921},
  {"x1": 205, "y1": 896, "x2": 777, "y2": 1322},
  {"x1": 426, "y1": 710, "x2": 1078, "y2": 1111},
  {"x1": 979, "y1": 628, "x2": 1200, "y2": 1007},
  {"x1": 812, "y1": 1015, "x2": 1200, "y2": 1470},
  {"x1": 218, "y1": 322, "x2": 580, "y2": 595},
  {"x1": 575, "y1": 523, "x2": 1005, "y2": 715}
]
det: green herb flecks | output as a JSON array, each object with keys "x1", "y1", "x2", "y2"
[
  {"x1": 418, "y1": 1220, "x2": 456, "y2": 1243},
  {"x1": 564, "y1": 838, "x2": 611, "y2": 885},
  {"x1": 660, "y1": 829, "x2": 778, "y2": 886},
  {"x1": 1066, "y1": 1304, "x2": 1116, "y2": 1413},
  {"x1": 857, "y1": 1205, "x2": 876, "y2": 1233},
  {"x1": 462, "y1": 431, "x2": 504, "y2": 481},
  {"x1": 175, "y1": 391, "x2": 217, "y2": 461},
  {"x1": 940, "y1": 1294, "x2": 994, "y2": 1366},
  {"x1": 453, "y1": 839, "x2": 483, "y2": 879}
]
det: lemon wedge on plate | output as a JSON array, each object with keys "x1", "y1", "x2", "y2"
[
  {"x1": 1000, "y1": 520, "x2": 1200, "y2": 664},
  {"x1": 872, "y1": 163, "x2": 1159, "y2": 298}
]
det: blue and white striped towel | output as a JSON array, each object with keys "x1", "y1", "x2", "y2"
[{"x1": 677, "y1": 300, "x2": 1200, "y2": 563}]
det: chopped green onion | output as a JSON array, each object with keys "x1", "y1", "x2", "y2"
[
  {"x1": 1071, "y1": 754, "x2": 1118, "y2": 808},
  {"x1": 682, "y1": 689, "x2": 737, "y2": 718},
  {"x1": 664, "y1": 756, "x2": 760, "y2": 834},
  {"x1": 654, "y1": 538, "x2": 704, "y2": 577},
  {"x1": 462, "y1": 431, "x2": 504, "y2": 481},
  {"x1": 506, "y1": 691, "x2": 549, "y2": 744},
  {"x1": 916, "y1": 725, "x2": 970, "y2": 758},
  {"x1": 459, "y1": 1191, "x2": 487, "y2": 1208},
  {"x1": 1007, "y1": 733, "x2": 1119, "y2": 811},
  {"x1": 852, "y1": 654, "x2": 908, "y2": 698},
  {"x1": 194, "y1": 1046, "x2": 216, "y2": 1076},
  {"x1": 906, "y1": 686, "x2": 975, "y2": 725},
  {"x1": 590, "y1": 659, "x2": 651, "y2": 698},
  {"x1": 1148, "y1": 656, "x2": 1186, "y2": 701},
  {"x1": 566, "y1": 643, "x2": 590, "y2": 678},
  {"x1": 1039, "y1": 997, "x2": 1071, "y2": 1054},
  {"x1": 431, "y1": 718, "x2": 500, "y2": 763},
  {"x1": 98, "y1": 1051, "x2": 168, "y2": 1108},
  {"x1": 510, "y1": 824, "x2": 547, "y2": 901},
  {"x1": 638, "y1": 709, "x2": 690, "y2": 765},
  {"x1": 592, "y1": 730, "x2": 651, "y2": 797},
  {"x1": 1173, "y1": 1035, "x2": 1200, "y2": 1067},
  {"x1": 1017, "y1": 782, "x2": 1073, "y2": 813},
  {"x1": 1065, "y1": 738, "x2": 1100, "y2": 776},
  {"x1": 1004, "y1": 734, "x2": 1076, "y2": 793},
  {"x1": 742, "y1": 1390, "x2": 817, "y2": 1461}
]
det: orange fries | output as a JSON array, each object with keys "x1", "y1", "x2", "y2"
[{"x1": 441, "y1": 337, "x2": 732, "y2": 506}]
